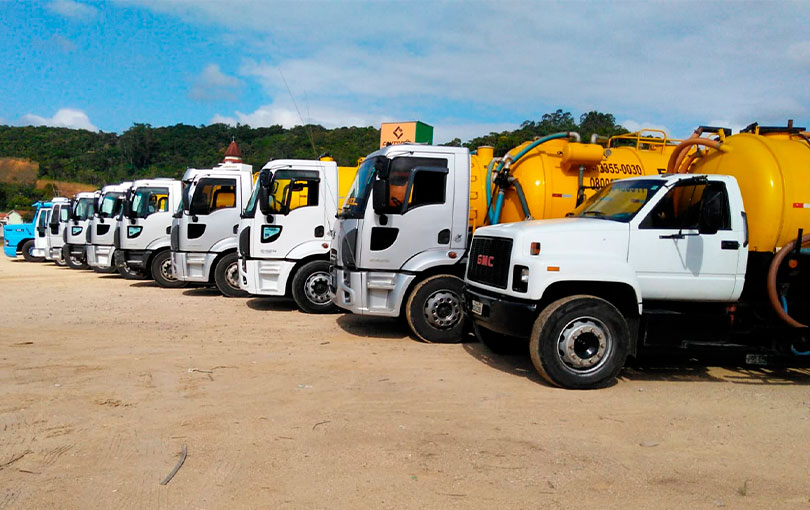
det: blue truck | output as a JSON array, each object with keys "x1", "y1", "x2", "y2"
[{"x1": 3, "y1": 201, "x2": 52, "y2": 261}]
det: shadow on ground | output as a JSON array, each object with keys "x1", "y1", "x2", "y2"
[
  {"x1": 246, "y1": 297, "x2": 297, "y2": 312},
  {"x1": 461, "y1": 340, "x2": 810, "y2": 387},
  {"x1": 182, "y1": 287, "x2": 222, "y2": 297},
  {"x1": 336, "y1": 314, "x2": 413, "y2": 340},
  {"x1": 130, "y1": 281, "x2": 159, "y2": 288}
]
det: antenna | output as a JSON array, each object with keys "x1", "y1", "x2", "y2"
[{"x1": 278, "y1": 68, "x2": 318, "y2": 158}]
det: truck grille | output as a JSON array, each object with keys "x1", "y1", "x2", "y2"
[
  {"x1": 466, "y1": 236, "x2": 513, "y2": 289},
  {"x1": 170, "y1": 224, "x2": 179, "y2": 251}
]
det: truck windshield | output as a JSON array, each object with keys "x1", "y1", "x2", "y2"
[
  {"x1": 131, "y1": 187, "x2": 170, "y2": 218},
  {"x1": 177, "y1": 181, "x2": 191, "y2": 216},
  {"x1": 99, "y1": 192, "x2": 123, "y2": 217},
  {"x1": 242, "y1": 170, "x2": 267, "y2": 219},
  {"x1": 571, "y1": 179, "x2": 664, "y2": 222},
  {"x1": 72, "y1": 197, "x2": 95, "y2": 221},
  {"x1": 339, "y1": 156, "x2": 383, "y2": 219}
]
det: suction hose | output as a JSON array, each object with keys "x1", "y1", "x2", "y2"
[
  {"x1": 486, "y1": 131, "x2": 579, "y2": 224},
  {"x1": 766, "y1": 233, "x2": 810, "y2": 328},
  {"x1": 666, "y1": 137, "x2": 727, "y2": 174}
]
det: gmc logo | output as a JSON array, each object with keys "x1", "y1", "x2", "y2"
[{"x1": 477, "y1": 254, "x2": 494, "y2": 267}]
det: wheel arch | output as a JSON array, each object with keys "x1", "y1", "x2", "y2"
[
  {"x1": 285, "y1": 253, "x2": 329, "y2": 296},
  {"x1": 399, "y1": 262, "x2": 466, "y2": 319},
  {"x1": 539, "y1": 281, "x2": 641, "y2": 357}
]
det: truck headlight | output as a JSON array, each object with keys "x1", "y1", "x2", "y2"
[{"x1": 512, "y1": 265, "x2": 529, "y2": 293}]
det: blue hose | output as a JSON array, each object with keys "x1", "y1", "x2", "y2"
[
  {"x1": 782, "y1": 295, "x2": 810, "y2": 356},
  {"x1": 486, "y1": 132, "x2": 572, "y2": 225}
]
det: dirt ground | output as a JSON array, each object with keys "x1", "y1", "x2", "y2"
[{"x1": 1, "y1": 254, "x2": 809, "y2": 510}]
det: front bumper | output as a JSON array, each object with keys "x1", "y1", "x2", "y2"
[
  {"x1": 331, "y1": 267, "x2": 414, "y2": 317},
  {"x1": 239, "y1": 258, "x2": 295, "y2": 296},
  {"x1": 31, "y1": 247, "x2": 47, "y2": 258},
  {"x1": 87, "y1": 244, "x2": 116, "y2": 268},
  {"x1": 171, "y1": 251, "x2": 216, "y2": 282},
  {"x1": 464, "y1": 285, "x2": 539, "y2": 339}
]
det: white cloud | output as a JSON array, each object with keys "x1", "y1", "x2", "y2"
[
  {"x1": 132, "y1": 1, "x2": 810, "y2": 136},
  {"x1": 20, "y1": 108, "x2": 98, "y2": 132},
  {"x1": 189, "y1": 64, "x2": 243, "y2": 102},
  {"x1": 47, "y1": 0, "x2": 98, "y2": 21}
]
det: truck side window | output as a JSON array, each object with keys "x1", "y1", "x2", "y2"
[
  {"x1": 640, "y1": 181, "x2": 730, "y2": 230},
  {"x1": 191, "y1": 179, "x2": 237, "y2": 215},
  {"x1": 386, "y1": 157, "x2": 448, "y2": 212}
]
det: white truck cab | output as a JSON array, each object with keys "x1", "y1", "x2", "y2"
[
  {"x1": 32, "y1": 204, "x2": 54, "y2": 260},
  {"x1": 238, "y1": 158, "x2": 341, "y2": 312},
  {"x1": 63, "y1": 191, "x2": 98, "y2": 269},
  {"x1": 43, "y1": 197, "x2": 71, "y2": 264},
  {"x1": 86, "y1": 182, "x2": 132, "y2": 273},
  {"x1": 115, "y1": 178, "x2": 184, "y2": 287},
  {"x1": 465, "y1": 173, "x2": 751, "y2": 388},
  {"x1": 331, "y1": 144, "x2": 472, "y2": 341},
  {"x1": 171, "y1": 142, "x2": 253, "y2": 296}
]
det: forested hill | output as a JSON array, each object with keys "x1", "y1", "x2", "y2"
[{"x1": 0, "y1": 110, "x2": 627, "y2": 209}]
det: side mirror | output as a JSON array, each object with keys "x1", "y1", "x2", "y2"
[
  {"x1": 376, "y1": 159, "x2": 390, "y2": 180},
  {"x1": 258, "y1": 186, "x2": 271, "y2": 216},
  {"x1": 372, "y1": 180, "x2": 389, "y2": 213},
  {"x1": 698, "y1": 199, "x2": 721, "y2": 235}
]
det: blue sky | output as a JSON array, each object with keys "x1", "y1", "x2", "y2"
[{"x1": 1, "y1": 0, "x2": 809, "y2": 143}]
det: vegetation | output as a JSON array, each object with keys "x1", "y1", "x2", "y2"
[{"x1": 0, "y1": 110, "x2": 627, "y2": 210}]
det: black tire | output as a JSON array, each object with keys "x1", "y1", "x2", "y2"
[
  {"x1": 529, "y1": 295, "x2": 629, "y2": 390},
  {"x1": 214, "y1": 252, "x2": 248, "y2": 297},
  {"x1": 151, "y1": 250, "x2": 187, "y2": 288},
  {"x1": 64, "y1": 245, "x2": 88, "y2": 269},
  {"x1": 291, "y1": 260, "x2": 337, "y2": 314},
  {"x1": 405, "y1": 274, "x2": 466, "y2": 343},
  {"x1": 21, "y1": 240, "x2": 44, "y2": 262},
  {"x1": 472, "y1": 322, "x2": 527, "y2": 355}
]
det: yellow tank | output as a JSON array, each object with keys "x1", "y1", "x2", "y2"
[
  {"x1": 469, "y1": 131, "x2": 679, "y2": 228},
  {"x1": 337, "y1": 163, "x2": 360, "y2": 209},
  {"x1": 683, "y1": 129, "x2": 810, "y2": 252}
]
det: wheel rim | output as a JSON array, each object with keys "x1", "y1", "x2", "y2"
[
  {"x1": 304, "y1": 271, "x2": 332, "y2": 305},
  {"x1": 423, "y1": 289, "x2": 462, "y2": 329},
  {"x1": 160, "y1": 258, "x2": 175, "y2": 281},
  {"x1": 556, "y1": 316, "x2": 613, "y2": 374},
  {"x1": 225, "y1": 261, "x2": 240, "y2": 290}
]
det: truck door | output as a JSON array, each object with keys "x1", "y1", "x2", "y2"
[
  {"x1": 185, "y1": 177, "x2": 239, "y2": 252},
  {"x1": 358, "y1": 154, "x2": 455, "y2": 271},
  {"x1": 628, "y1": 179, "x2": 744, "y2": 301},
  {"x1": 35, "y1": 207, "x2": 50, "y2": 251},
  {"x1": 253, "y1": 169, "x2": 325, "y2": 259},
  {"x1": 126, "y1": 186, "x2": 171, "y2": 248}
]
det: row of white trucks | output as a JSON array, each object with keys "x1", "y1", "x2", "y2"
[{"x1": 24, "y1": 123, "x2": 810, "y2": 389}]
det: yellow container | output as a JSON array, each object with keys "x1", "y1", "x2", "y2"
[
  {"x1": 689, "y1": 131, "x2": 810, "y2": 252},
  {"x1": 469, "y1": 132, "x2": 678, "y2": 228}
]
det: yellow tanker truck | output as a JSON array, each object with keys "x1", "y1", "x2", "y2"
[
  {"x1": 464, "y1": 121, "x2": 810, "y2": 389},
  {"x1": 332, "y1": 129, "x2": 681, "y2": 343}
]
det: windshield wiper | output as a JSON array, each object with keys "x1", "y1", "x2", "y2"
[{"x1": 581, "y1": 210, "x2": 607, "y2": 217}]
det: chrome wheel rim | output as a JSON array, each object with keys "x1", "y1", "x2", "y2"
[
  {"x1": 160, "y1": 258, "x2": 175, "y2": 281},
  {"x1": 304, "y1": 271, "x2": 332, "y2": 304},
  {"x1": 424, "y1": 290, "x2": 462, "y2": 329},
  {"x1": 556, "y1": 316, "x2": 612, "y2": 374},
  {"x1": 225, "y1": 261, "x2": 240, "y2": 289}
]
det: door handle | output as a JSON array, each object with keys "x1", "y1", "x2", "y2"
[
  {"x1": 721, "y1": 240, "x2": 740, "y2": 250},
  {"x1": 233, "y1": 225, "x2": 238, "y2": 234},
  {"x1": 166, "y1": 226, "x2": 171, "y2": 234}
]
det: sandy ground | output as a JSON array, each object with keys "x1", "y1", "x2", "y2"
[{"x1": 1, "y1": 254, "x2": 809, "y2": 510}]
